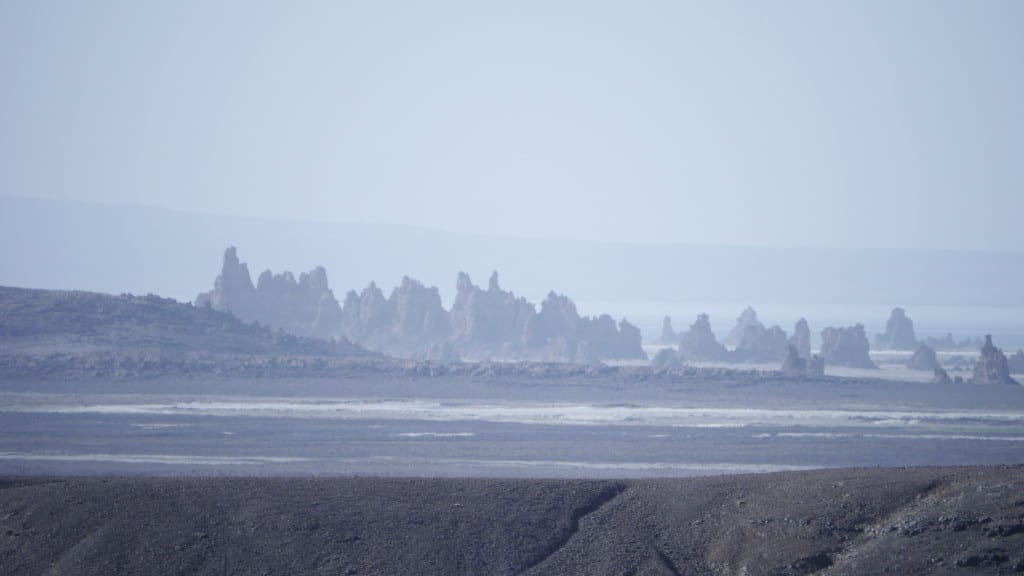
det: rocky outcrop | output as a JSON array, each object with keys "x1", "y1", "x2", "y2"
[
  {"x1": 780, "y1": 344, "x2": 825, "y2": 376},
  {"x1": 723, "y1": 306, "x2": 759, "y2": 348},
  {"x1": 659, "y1": 316, "x2": 680, "y2": 345},
  {"x1": 195, "y1": 247, "x2": 344, "y2": 339},
  {"x1": 733, "y1": 322, "x2": 789, "y2": 363},
  {"x1": 807, "y1": 354, "x2": 826, "y2": 376},
  {"x1": 388, "y1": 277, "x2": 451, "y2": 347},
  {"x1": 340, "y1": 283, "x2": 388, "y2": 346},
  {"x1": 921, "y1": 333, "x2": 984, "y2": 352},
  {"x1": 932, "y1": 367, "x2": 954, "y2": 385},
  {"x1": 820, "y1": 324, "x2": 878, "y2": 369},
  {"x1": 527, "y1": 292, "x2": 646, "y2": 362},
  {"x1": 907, "y1": 344, "x2": 939, "y2": 371},
  {"x1": 874, "y1": 307, "x2": 917, "y2": 350},
  {"x1": 450, "y1": 271, "x2": 536, "y2": 356},
  {"x1": 972, "y1": 335, "x2": 1018, "y2": 385},
  {"x1": 677, "y1": 314, "x2": 729, "y2": 362},
  {"x1": 790, "y1": 318, "x2": 811, "y2": 361},
  {"x1": 1007, "y1": 350, "x2": 1024, "y2": 374},
  {"x1": 780, "y1": 344, "x2": 806, "y2": 374},
  {"x1": 651, "y1": 348, "x2": 684, "y2": 370},
  {"x1": 339, "y1": 277, "x2": 451, "y2": 358}
]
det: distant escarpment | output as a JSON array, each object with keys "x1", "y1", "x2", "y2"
[{"x1": 195, "y1": 248, "x2": 645, "y2": 364}]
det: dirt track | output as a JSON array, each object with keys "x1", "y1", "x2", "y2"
[{"x1": 3, "y1": 466, "x2": 1023, "y2": 575}]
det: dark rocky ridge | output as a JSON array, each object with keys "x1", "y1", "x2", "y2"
[
  {"x1": 0, "y1": 286, "x2": 364, "y2": 359},
  {"x1": 3, "y1": 466, "x2": 1024, "y2": 576}
]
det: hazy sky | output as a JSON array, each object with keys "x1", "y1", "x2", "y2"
[{"x1": 2, "y1": 1, "x2": 1022, "y2": 250}]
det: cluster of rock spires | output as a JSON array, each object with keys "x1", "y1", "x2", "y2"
[
  {"x1": 194, "y1": 248, "x2": 1021, "y2": 381},
  {"x1": 661, "y1": 305, "x2": 1020, "y2": 383},
  {"x1": 196, "y1": 248, "x2": 645, "y2": 364},
  {"x1": 659, "y1": 308, "x2": 852, "y2": 374},
  {"x1": 194, "y1": 248, "x2": 343, "y2": 340}
]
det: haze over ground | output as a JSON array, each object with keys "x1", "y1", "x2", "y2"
[{"x1": 2, "y1": 2, "x2": 1023, "y2": 338}]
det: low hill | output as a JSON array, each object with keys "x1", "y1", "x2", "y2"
[{"x1": 0, "y1": 286, "x2": 369, "y2": 381}]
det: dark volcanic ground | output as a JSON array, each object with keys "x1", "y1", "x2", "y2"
[{"x1": 3, "y1": 467, "x2": 1024, "y2": 575}]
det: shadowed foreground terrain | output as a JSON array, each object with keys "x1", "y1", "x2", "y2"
[{"x1": 3, "y1": 467, "x2": 1023, "y2": 575}]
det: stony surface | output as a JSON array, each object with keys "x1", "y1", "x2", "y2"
[
  {"x1": 875, "y1": 306, "x2": 918, "y2": 350},
  {"x1": 820, "y1": 324, "x2": 878, "y2": 369},
  {"x1": 908, "y1": 344, "x2": 940, "y2": 371},
  {"x1": 973, "y1": 335, "x2": 1019, "y2": 385},
  {"x1": 2, "y1": 467, "x2": 1023, "y2": 576}
]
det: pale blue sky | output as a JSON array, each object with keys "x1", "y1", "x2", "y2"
[{"x1": 2, "y1": 1, "x2": 1022, "y2": 249}]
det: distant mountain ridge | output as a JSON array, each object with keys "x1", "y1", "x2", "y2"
[{"x1": 2, "y1": 196, "x2": 1022, "y2": 308}]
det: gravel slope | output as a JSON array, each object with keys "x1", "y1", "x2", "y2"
[{"x1": 3, "y1": 466, "x2": 1023, "y2": 575}]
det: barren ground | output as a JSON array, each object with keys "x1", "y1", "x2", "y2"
[{"x1": 3, "y1": 467, "x2": 1024, "y2": 575}]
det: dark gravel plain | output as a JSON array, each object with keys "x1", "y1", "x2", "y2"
[{"x1": 3, "y1": 466, "x2": 1024, "y2": 575}]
